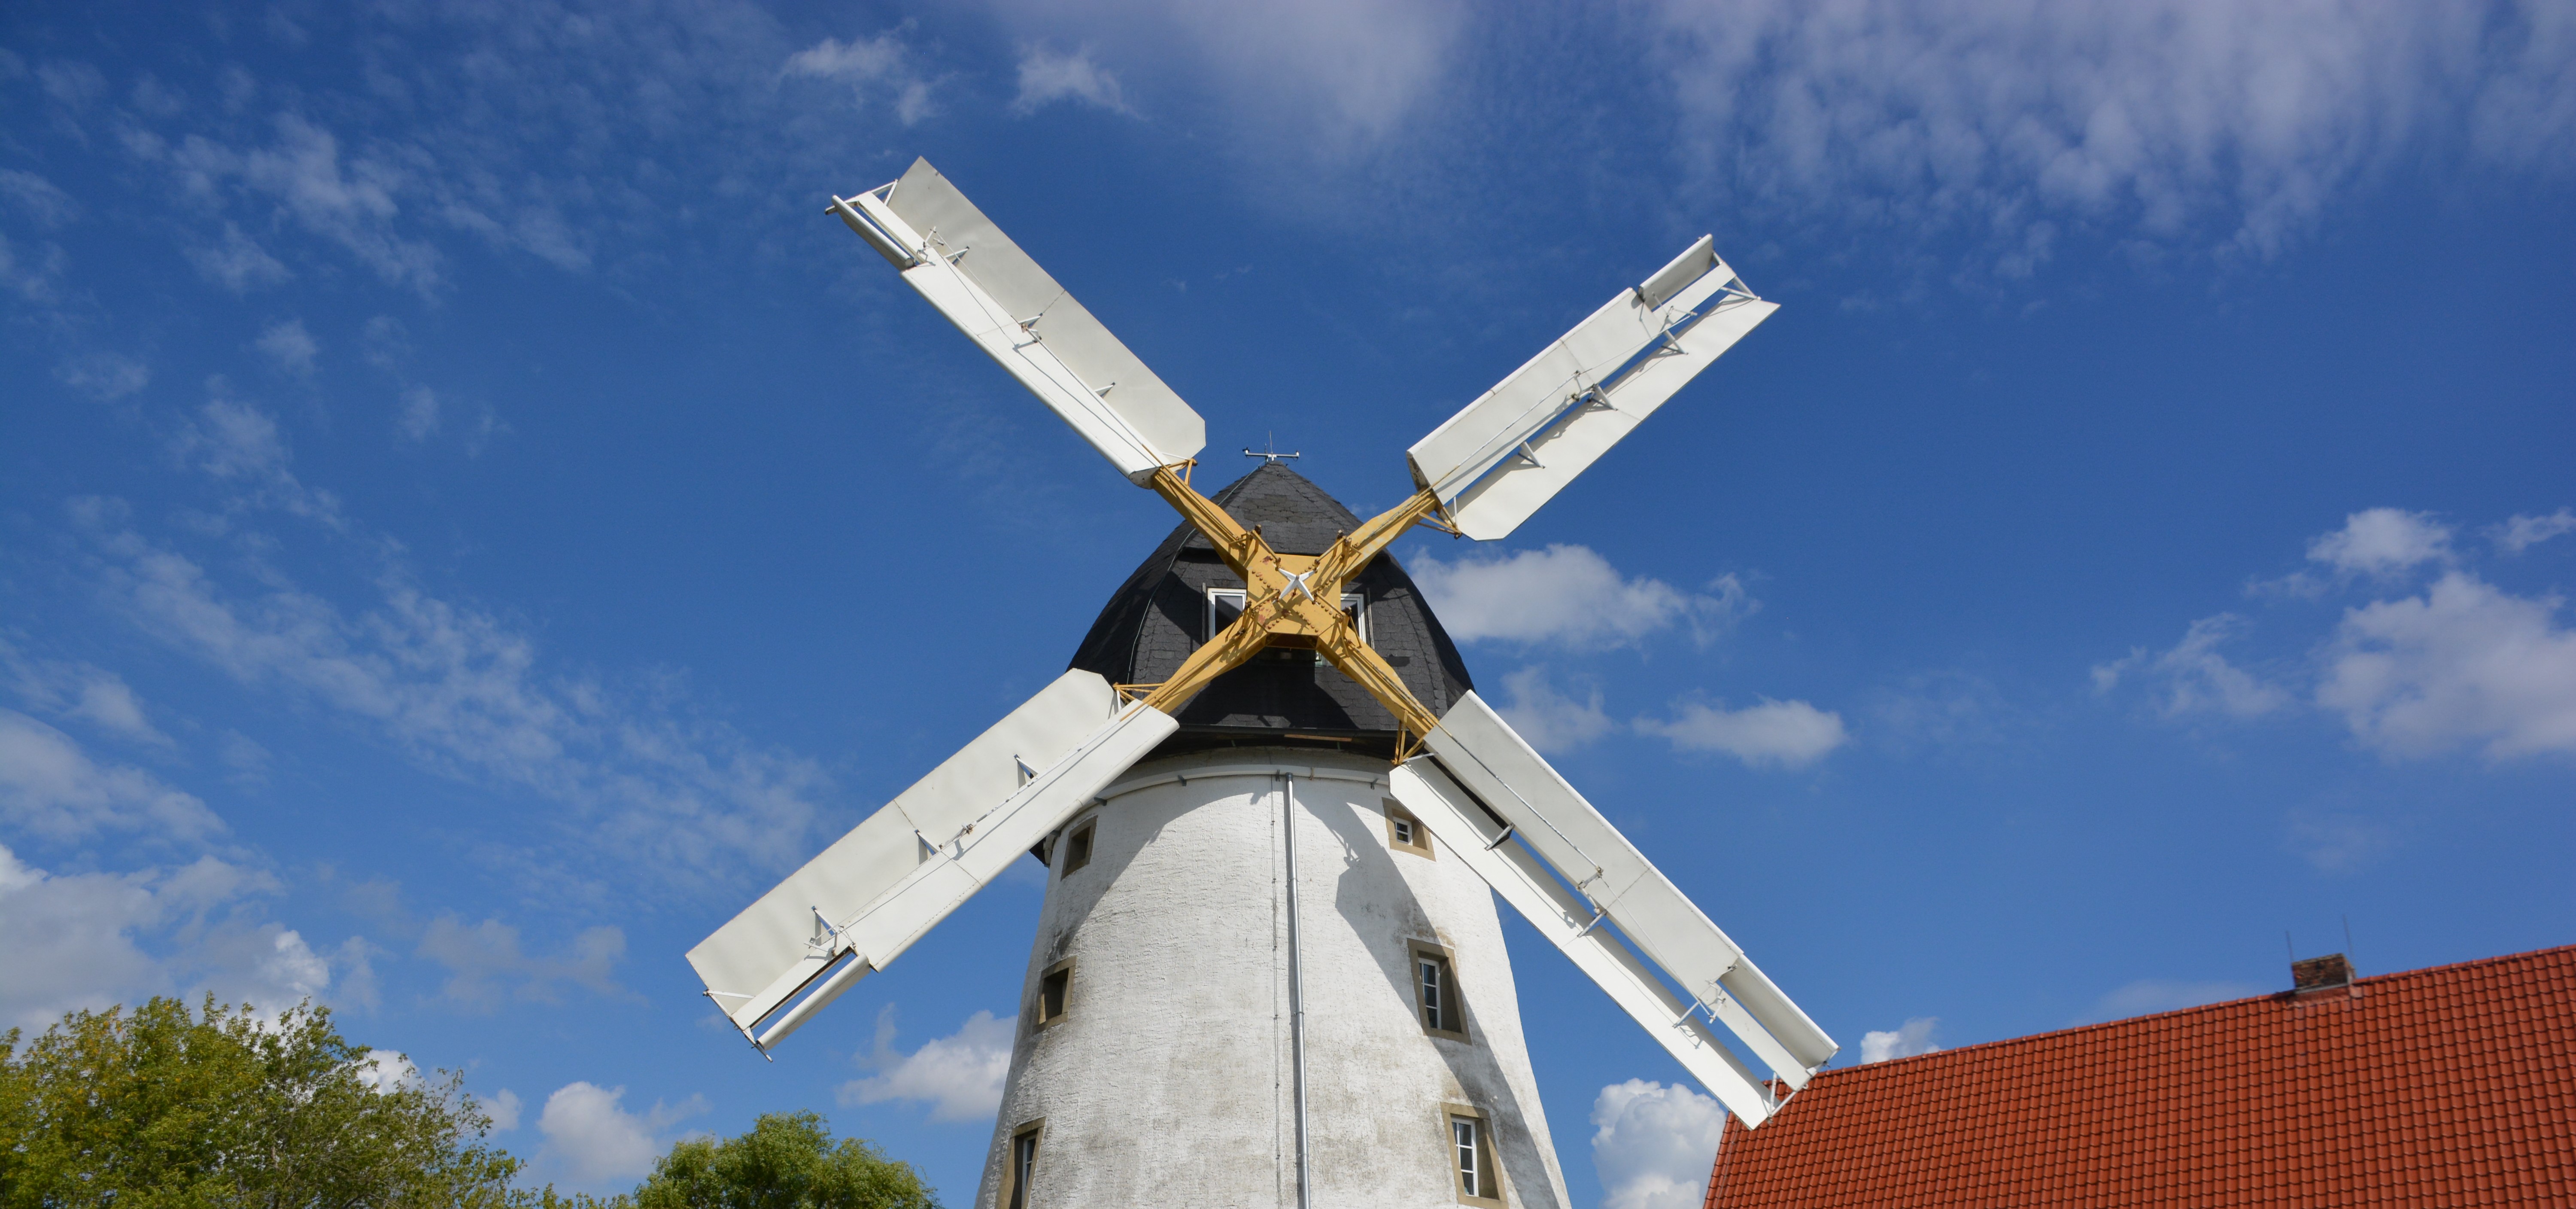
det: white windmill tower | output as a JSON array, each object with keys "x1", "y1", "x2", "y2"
[{"x1": 687, "y1": 159, "x2": 1838, "y2": 1209}]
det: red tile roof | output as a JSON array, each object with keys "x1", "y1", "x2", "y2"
[{"x1": 1704, "y1": 945, "x2": 2576, "y2": 1208}]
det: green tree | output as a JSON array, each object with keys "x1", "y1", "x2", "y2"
[
  {"x1": 629, "y1": 1111, "x2": 938, "y2": 1209},
  {"x1": 0, "y1": 995, "x2": 522, "y2": 1208}
]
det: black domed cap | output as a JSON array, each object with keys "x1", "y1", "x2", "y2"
[{"x1": 1068, "y1": 463, "x2": 1475, "y2": 755}]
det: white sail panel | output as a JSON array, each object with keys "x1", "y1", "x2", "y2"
[
  {"x1": 841, "y1": 158, "x2": 1205, "y2": 483},
  {"x1": 1388, "y1": 761, "x2": 1786, "y2": 1126},
  {"x1": 1422, "y1": 691, "x2": 1838, "y2": 1076},
  {"x1": 1406, "y1": 238, "x2": 1775, "y2": 540},
  {"x1": 686, "y1": 671, "x2": 1175, "y2": 1049}
]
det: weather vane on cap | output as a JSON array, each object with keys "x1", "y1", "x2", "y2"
[{"x1": 1243, "y1": 433, "x2": 1300, "y2": 464}]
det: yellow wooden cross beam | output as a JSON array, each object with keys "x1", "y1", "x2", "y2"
[{"x1": 1137, "y1": 464, "x2": 1450, "y2": 752}]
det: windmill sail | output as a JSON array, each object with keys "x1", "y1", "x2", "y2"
[
  {"x1": 1387, "y1": 761, "x2": 1786, "y2": 1125},
  {"x1": 1408, "y1": 237, "x2": 1777, "y2": 540},
  {"x1": 687, "y1": 670, "x2": 1176, "y2": 1051},
  {"x1": 832, "y1": 159, "x2": 1206, "y2": 484},
  {"x1": 1406, "y1": 692, "x2": 1836, "y2": 1116}
]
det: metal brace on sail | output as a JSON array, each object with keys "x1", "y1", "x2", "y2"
[{"x1": 808, "y1": 907, "x2": 844, "y2": 956}]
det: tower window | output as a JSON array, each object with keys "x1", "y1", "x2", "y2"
[
  {"x1": 1207, "y1": 587, "x2": 1244, "y2": 637},
  {"x1": 1062, "y1": 818, "x2": 1095, "y2": 875},
  {"x1": 1411, "y1": 941, "x2": 1467, "y2": 1041},
  {"x1": 1035, "y1": 958, "x2": 1074, "y2": 1029},
  {"x1": 1384, "y1": 799, "x2": 1433, "y2": 859},
  {"x1": 1204, "y1": 587, "x2": 1370, "y2": 644},
  {"x1": 1444, "y1": 1108, "x2": 1501, "y2": 1205},
  {"x1": 1005, "y1": 1120, "x2": 1043, "y2": 1209}
]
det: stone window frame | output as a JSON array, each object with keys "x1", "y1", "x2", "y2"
[
  {"x1": 1383, "y1": 798, "x2": 1434, "y2": 859},
  {"x1": 1003, "y1": 1118, "x2": 1045, "y2": 1209},
  {"x1": 1060, "y1": 815, "x2": 1097, "y2": 876},
  {"x1": 1409, "y1": 939, "x2": 1470, "y2": 1042},
  {"x1": 1440, "y1": 1103, "x2": 1504, "y2": 1206},
  {"x1": 1032, "y1": 957, "x2": 1075, "y2": 1032}
]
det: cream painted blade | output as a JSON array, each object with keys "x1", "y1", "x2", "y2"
[
  {"x1": 830, "y1": 158, "x2": 1205, "y2": 484},
  {"x1": 1388, "y1": 761, "x2": 1786, "y2": 1126},
  {"x1": 1406, "y1": 237, "x2": 1776, "y2": 541},
  {"x1": 1420, "y1": 692, "x2": 1838, "y2": 1083},
  {"x1": 687, "y1": 670, "x2": 1177, "y2": 1053}
]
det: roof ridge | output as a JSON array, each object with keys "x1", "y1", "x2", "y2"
[{"x1": 1817, "y1": 941, "x2": 2576, "y2": 1078}]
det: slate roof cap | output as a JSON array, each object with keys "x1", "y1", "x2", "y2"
[{"x1": 1066, "y1": 463, "x2": 1476, "y2": 742}]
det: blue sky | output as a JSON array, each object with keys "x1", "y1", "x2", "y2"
[{"x1": 3, "y1": 0, "x2": 2571, "y2": 1202}]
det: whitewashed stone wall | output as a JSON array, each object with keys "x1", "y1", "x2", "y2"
[{"x1": 974, "y1": 747, "x2": 1569, "y2": 1209}]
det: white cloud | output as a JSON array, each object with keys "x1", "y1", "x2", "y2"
[
  {"x1": 1590, "y1": 1079, "x2": 1727, "y2": 1209},
  {"x1": 76, "y1": 506, "x2": 828, "y2": 892},
  {"x1": 416, "y1": 915, "x2": 625, "y2": 1012},
  {"x1": 398, "y1": 386, "x2": 440, "y2": 441},
  {"x1": 1859, "y1": 1016, "x2": 1941, "y2": 1063},
  {"x1": 0, "y1": 231, "x2": 67, "y2": 302},
  {"x1": 484, "y1": 1087, "x2": 525, "y2": 1131},
  {"x1": 354, "y1": 1049, "x2": 420, "y2": 1093},
  {"x1": 841, "y1": 1006, "x2": 1014, "y2": 1123},
  {"x1": 0, "y1": 168, "x2": 79, "y2": 227},
  {"x1": 165, "y1": 398, "x2": 345, "y2": 527},
  {"x1": 1867, "y1": 670, "x2": 2014, "y2": 752},
  {"x1": 2288, "y1": 810, "x2": 2396, "y2": 873},
  {"x1": 2252, "y1": 508, "x2": 2457, "y2": 597},
  {"x1": 360, "y1": 315, "x2": 410, "y2": 370},
  {"x1": 1648, "y1": 0, "x2": 2576, "y2": 262},
  {"x1": 984, "y1": 0, "x2": 1464, "y2": 149},
  {"x1": 158, "y1": 114, "x2": 442, "y2": 294},
  {"x1": 1412, "y1": 545, "x2": 1753, "y2": 650},
  {"x1": 3, "y1": 639, "x2": 171, "y2": 745},
  {"x1": 0, "y1": 845, "x2": 164, "y2": 1028},
  {"x1": 2078, "y1": 979, "x2": 2261, "y2": 1024},
  {"x1": 255, "y1": 319, "x2": 318, "y2": 377},
  {"x1": 1638, "y1": 698, "x2": 1848, "y2": 769},
  {"x1": 1014, "y1": 46, "x2": 1135, "y2": 116},
  {"x1": 0, "y1": 709, "x2": 220, "y2": 842},
  {"x1": 327, "y1": 935, "x2": 381, "y2": 1009},
  {"x1": 245, "y1": 928, "x2": 331, "y2": 1003},
  {"x1": 2306, "y1": 508, "x2": 2453, "y2": 577},
  {"x1": 783, "y1": 30, "x2": 937, "y2": 125},
  {"x1": 218, "y1": 731, "x2": 273, "y2": 787},
  {"x1": 0, "y1": 842, "x2": 349, "y2": 1030},
  {"x1": 2316, "y1": 571, "x2": 2576, "y2": 760},
  {"x1": 176, "y1": 397, "x2": 290, "y2": 480},
  {"x1": 2491, "y1": 509, "x2": 2576, "y2": 555},
  {"x1": 536, "y1": 1081, "x2": 704, "y2": 1183},
  {"x1": 2091, "y1": 613, "x2": 2289, "y2": 719},
  {"x1": 185, "y1": 222, "x2": 292, "y2": 292},
  {"x1": 56, "y1": 353, "x2": 152, "y2": 402},
  {"x1": 1494, "y1": 667, "x2": 1613, "y2": 754}
]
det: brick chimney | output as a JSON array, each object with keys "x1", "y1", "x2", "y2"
[{"x1": 2292, "y1": 953, "x2": 2356, "y2": 993}]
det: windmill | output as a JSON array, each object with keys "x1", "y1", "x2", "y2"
[{"x1": 688, "y1": 158, "x2": 1838, "y2": 1209}]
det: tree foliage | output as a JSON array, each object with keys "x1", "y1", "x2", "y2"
[
  {"x1": 1, "y1": 998, "x2": 941, "y2": 1209},
  {"x1": 0, "y1": 996, "x2": 521, "y2": 1208},
  {"x1": 627, "y1": 1111, "x2": 938, "y2": 1209}
]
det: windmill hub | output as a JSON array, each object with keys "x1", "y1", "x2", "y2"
[{"x1": 692, "y1": 158, "x2": 1838, "y2": 1209}]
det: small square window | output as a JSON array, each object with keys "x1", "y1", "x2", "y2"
[
  {"x1": 1206, "y1": 588, "x2": 1245, "y2": 640},
  {"x1": 1340, "y1": 591, "x2": 1369, "y2": 644},
  {"x1": 1384, "y1": 800, "x2": 1433, "y2": 859},
  {"x1": 1004, "y1": 1120, "x2": 1044, "y2": 1209},
  {"x1": 1204, "y1": 586, "x2": 1371, "y2": 645},
  {"x1": 1444, "y1": 1108, "x2": 1502, "y2": 1205},
  {"x1": 1062, "y1": 818, "x2": 1095, "y2": 875},
  {"x1": 1411, "y1": 941, "x2": 1467, "y2": 1041},
  {"x1": 1034, "y1": 959, "x2": 1074, "y2": 1029}
]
